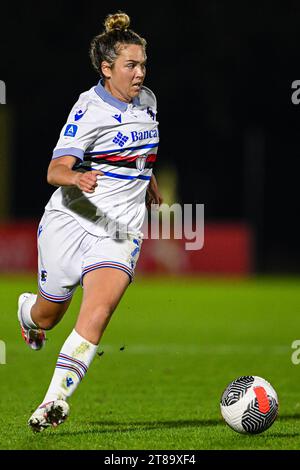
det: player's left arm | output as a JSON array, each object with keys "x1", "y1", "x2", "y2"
[
  {"x1": 142, "y1": 88, "x2": 161, "y2": 210},
  {"x1": 146, "y1": 173, "x2": 163, "y2": 210}
]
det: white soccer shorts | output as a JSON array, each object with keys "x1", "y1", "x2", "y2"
[{"x1": 37, "y1": 210, "x2": 142, "y2": 303}]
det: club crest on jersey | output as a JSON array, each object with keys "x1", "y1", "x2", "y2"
[{"x1": 136, "y1": 156, "x2": 146, "y2": 171}]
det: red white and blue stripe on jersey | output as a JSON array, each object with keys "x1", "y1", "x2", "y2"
[
  {"x1": 84, "y1": 151, "x2": 157, "y2": 169},
  {"x1": 52, "y1": 142, "x2": 158, "y2": 165},
  {"x1": 72, "y1": 147, "x2": 158, "y2": 181}
]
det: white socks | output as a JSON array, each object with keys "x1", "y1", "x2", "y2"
[
  {"x1": 42, "y1": 329, "x2": 98, "y2": 404},
  {"x1": 20, "y1": 297, "x2": 98, "y2": 405},
  {"x1": 20, "y1": 294, "x2": 38, "y2": 329}
]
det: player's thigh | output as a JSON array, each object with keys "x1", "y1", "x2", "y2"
[
  {"x1": 80, "y1": 267, "x2": 130, "y2": 314},
  {"x1": 75, "y1": 235, "x2": 140, "y2": 337}
]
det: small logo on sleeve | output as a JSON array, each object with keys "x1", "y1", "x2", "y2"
[
  {"x1": 74, "y1": 109, "x2": 86, "y2": 121},
  {"x1": 64, "y1": 124, "x2": 78, "y2": 137},
  {"x1": 112, "y1": 113, "x2": 122, "y2": 123}
]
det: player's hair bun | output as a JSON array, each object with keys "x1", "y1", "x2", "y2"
[
  {"x1": 104, "y1": 12, "x2": 130, "y2": 33},
  {"x1": 90, "y1": 12, "x2": 146, "y2": 76}
]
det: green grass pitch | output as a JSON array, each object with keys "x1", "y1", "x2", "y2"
[{"x1": 0, "y1": 275, "x2": 300, "y2": 450}]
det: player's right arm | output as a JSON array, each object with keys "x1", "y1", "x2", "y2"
[
  {"x1": 49, "y1": 94, "x2": 103, "y2": 193},
  {"x1": 47, "y1": 156, "x2": 103, "y2": 194}
]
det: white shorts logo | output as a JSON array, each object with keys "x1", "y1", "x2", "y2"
[{"x1": 40, "y1": 270, "x2": 48, "y2": 284}]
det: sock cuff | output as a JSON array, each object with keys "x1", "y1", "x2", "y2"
[
  {"x1": 21, "y1": 294, "x2": 38, "y2": 329},
  {"x1": 71, "y1": 329, "x2": 98, "y2": 351}
]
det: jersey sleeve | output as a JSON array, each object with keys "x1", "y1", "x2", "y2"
[
  {"x1": 139, "y1": 86, "x2": 157, "y2": 114},
  {"x1": 52, "y1": 99, "x2": 100, "y2": 161}
]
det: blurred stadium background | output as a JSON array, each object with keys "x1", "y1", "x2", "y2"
[
  {"x1": 1, "y1": 1, "x2": 300, "y2": 450},
  {"x1": 0, "y1": 1, "x2": 299, "y2": 276}
]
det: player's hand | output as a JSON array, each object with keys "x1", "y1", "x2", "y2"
[
  {"x1": 146, "y1": 174, "x2": 163, "y2": 211},
  {"x1": 74, "y1": 170, "x2": 104, "y2": 193},
  {"x1": 146, "y1": 190, "x2": 163, "y2": 210}
]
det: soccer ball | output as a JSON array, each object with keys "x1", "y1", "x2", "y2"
[{"x1": 220, "y1": 376, "x2": 279, "y2": 434}]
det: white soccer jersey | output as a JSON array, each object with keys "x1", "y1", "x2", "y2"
[{"x1": 45, "y1": 80, "x2": 159, "y2": 238}]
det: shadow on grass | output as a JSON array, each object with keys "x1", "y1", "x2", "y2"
[
  {"x1": 56, "y1": 418, "x2": 222, "y2": 437},
  {"x1": 265, "y1": 413, "x2": 300, "y2": 438},
  {"x1": 52, "y1": 416, "x2": 300, "y2": 439},
  {"x1": 277, "y1": 413, "x2": 300, "y2": 422},
  {"x1": 266, "y1": 432, "x2": 300, "y2": 438}
]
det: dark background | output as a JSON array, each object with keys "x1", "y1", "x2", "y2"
[{"x1": 0, "y1": 0, "x2": 299, "y2": 273}]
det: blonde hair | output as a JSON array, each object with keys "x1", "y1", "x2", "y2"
[
  {"x1": 90, "y1": 11, "x2": 146, "y2": 76},
  {"x1": 104, "y1": 12, "x2": 130, "y2": 32}
]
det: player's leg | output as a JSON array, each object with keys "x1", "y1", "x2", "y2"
[
  {"x1": 19, "y1": 292, "x2": 72, "y2": 331},
  {"x1": 18, "y1": 210, "x2": 81, "y2": 350},
  {"x1": 18, "y1": 292, "x2": 72, "y2": 350},
  {"x1": 31, "y1": 292, "x2": 72, "y2": 330},
  {"x1": 75, "y1": 265, "x2": 130, "y2": 343},
  {"x1": 18, "y1": 287, "x2": 74, "y2": 351},
  {"x1": 43, "y1": 267, "x2": 130, "y2": 401},
  {"x1": 28, "y1": 267, "x2": 130, "y2": 432}
]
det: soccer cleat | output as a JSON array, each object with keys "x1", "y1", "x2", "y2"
[
  {"x1": 28, "y1": 400, "x2": 70, "y2": 433},
  {"x1": 17, "y1": 293, "x2": 46, "y2": 350}
]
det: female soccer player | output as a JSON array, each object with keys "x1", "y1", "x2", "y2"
[{"x1": 17, "y1": 11, "x2": 162, "y2": 432}]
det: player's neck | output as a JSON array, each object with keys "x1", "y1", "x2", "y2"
[{"x1": 104, "y1": 82, "x2": 131, "y2": 104}]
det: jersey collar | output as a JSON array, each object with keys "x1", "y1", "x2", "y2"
[{"x1": 94, "y1": 79, "x2": 140, "y2": 112}]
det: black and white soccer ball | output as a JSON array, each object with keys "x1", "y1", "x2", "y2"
[{"x1": 220, "y1": 376, "x2": 279, "y2": 434}]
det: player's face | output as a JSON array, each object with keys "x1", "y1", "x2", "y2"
[{"x1": 103, "y1": 44, "x2": 146, "y2": 103}]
